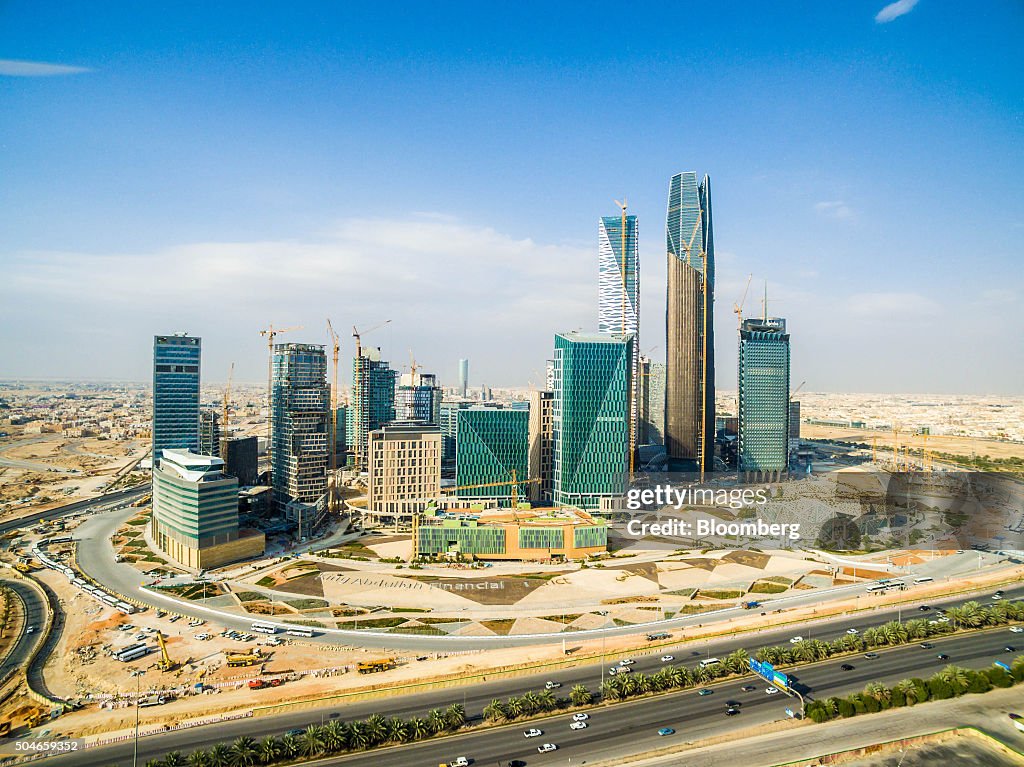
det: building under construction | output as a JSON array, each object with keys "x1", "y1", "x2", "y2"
[
  {"x1": 665, "y1": 171, "x2": 715, "y2": 475},
  {"x1": 347, "y1": 348, "x2": 397, "y2": 470}
]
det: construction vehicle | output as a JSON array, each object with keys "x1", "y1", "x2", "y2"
[
  {"x1": 357, "y1": 658, "x2": 395, "y2": 674},
  {"x1": 14, "y1": 562, "x2": 33, "y2": 573},
  {"x1": 155, "y1": 630, "x2": 178, "y2": 672},
  {"x1": 248, "y1": 678, "x2": 282, "y2": 690},
  {"x1": 226, "y1": 649, "x2": 264, "y2": 668}
]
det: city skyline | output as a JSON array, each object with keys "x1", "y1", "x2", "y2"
[{"x1": 1, "y1": 3, "x2": 1021, "y2": 394}]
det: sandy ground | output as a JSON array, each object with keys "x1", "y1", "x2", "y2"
[{"x1": 802, "y1": 424, "x2": 1024, "y2": 461}]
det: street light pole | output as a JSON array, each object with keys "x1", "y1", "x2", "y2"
[{"x1": 132, "y1": 669, "x2": 145, "y2": 767}]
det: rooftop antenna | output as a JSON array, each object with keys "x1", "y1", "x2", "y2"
[{"x1": 762, "y1": 280, "x2": 768, "y2": 322}]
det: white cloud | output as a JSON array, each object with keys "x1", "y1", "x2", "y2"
[
  {"x1": 0, "y1": 59, "x2": 92, "y2": 76},
  {"x1": 875, "y1": 0, "x2": 920, "y2": 24},
  {"x1": 845, "y1": 291, "x2": 940, "y2": 320},
  {"x1": 814, "y1": 200, "x2": 855, "y2": 221},
  {"x1": 980, "y1": 288, "x2": 1017, "y2": 306}
]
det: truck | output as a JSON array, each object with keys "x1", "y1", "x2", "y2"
[
  {"x1": 357, "y1": 658, "x2": 395, "y2": 674},
  {"x1": 741, "y1": 601, "x2": 761, "y2": 610},
  {"x1": 139, "y1": 695, "x2": 166, "y2": 707},
  {"x1": 248, "y1": 678, "x2": 282, "y2": 690},
  {"x1": 226, "y1": 650, "x2": 264, "y2": 668}
]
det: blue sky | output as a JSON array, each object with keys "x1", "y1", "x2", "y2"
[{"x1": 1, "y1": 1, "x2": 1022, "y2": 393}]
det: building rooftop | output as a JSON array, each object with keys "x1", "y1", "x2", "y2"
[
  {"x1": 159, "y1": 448, "x2": 227, "y2": 482},
  {"x1": 556, "y1": 330, "x2": 635, "y2": 344}
]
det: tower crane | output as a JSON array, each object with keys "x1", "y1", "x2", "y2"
[
  {"x1": 407, "y1": 349, "x2": 420, "y2": 385},
  {"x1": 220, "y1": 362, "x2": 234, "y2": 459},
  {"x1": 790, "y1": 380, "x2": 806, "y2": 401},
  {"x1": 351, "y1": 319, "x2": 392, "y2": 472},
  {"x1": 733, "y1": 274, "x2": 753, "y2": 331},
  {"x1": 258, "y1": 324, "x2": 302, "y2": 467},
  {"x1": 326, "y1": 319, "x2": 341, "y2": 514}
]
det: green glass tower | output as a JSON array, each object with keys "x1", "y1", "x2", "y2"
[
  {"x1": 738, "y1": 316, "x2": 790, "y2": 481},
  {"x1": 552, "y1": 331, "x2": 634, "y2": 509},
  {"x1": 455, "y1": 407, "x2": 529, "y2": 505}
]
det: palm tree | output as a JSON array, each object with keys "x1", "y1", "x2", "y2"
[
  {"x1": 938, "y1": 664, "x2": 969, "y2": 693},
  {"x1": 863, "y1": 682, "x2": 891, "y2": 704},
  {"x1": 667, "y1": 665, "x2": 691, "y2": 689},
  {"x1": 904, "y1": 618, "x2": 929, "y2": 640},
  {"x1": 146, "y1": 760, "x2": 163, "y2": 767},
  {"x1": 881, "y1": 620, "x2": 908, "y2": 645},
  {"x1": 164, "y1": 753, "x2": 187, "y2": 767},
  {"x1": 227, "y1": 736, "x2": 258, "y2": 767},
  {"x1": 187, "y1": 750, "x2": 212, "y2": 767},
  {"x1": 600, "y1": 679, "x2": 626, "y2": 701},
  {"x1": 427, "y1": 708, "x2": 448, "y2": 734},
  {"x1": 569, "y1": 684, "x2": 591, "y2": 707},
  {"x1": 207, "y1": 744, "x2": 231, "y2": 767},
  {"x1": 347, "y1": 722, "x2": 369, "y2": 750},
  {"x1": 505, "y1": 697, "x2": 525, "y2": 719},
  {"x1": 536, "y1": 689, "x2": 557, "y2": 712},
  {"x1": 649, "y1": 669, "x2": 671, "y2": 692},
  {"x1": 724, "y1": 648, "x2": 750, "y2": 674},
  {"x1": 299, "y1": 726, "x2": 325, "y2": 758},
  {"x1": 407, "y1": 716, "x2": 429, "y2": 741},
  {"x1": 895, "y1": 678, "x2": 919, "y2": 704},
  {"x1": 521, "y1": 691, "x2": 542, "y2": 715},
  {"x1": 256, "y1": 736, "x2": 280, "y2": 765},
  {"x1": 483, "y1": 699, "x2": 507, "y2": 722},
  {"x1": 277, "y1": 734, "x2": 299, "y2": 760},
  {"x1": 322, "y1": 721, "x2": 347, "y2": 753},
  {"x1": 364, "y1": 714, "x2": 388, "y2": 745},
  {"x1": 445, "y1": 703, "x2": 466, "y2": 729},
  {"x1": 387, "y1": 717, "x2": 410, "y2": 743}
]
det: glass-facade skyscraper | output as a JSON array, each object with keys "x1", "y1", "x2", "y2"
[
  {"x1": 552, "y1": 331, "x2": 634, "y2": 510},
  {"x1": 455, "y1": 407, "x2": 529, "y2": 505},
  {"x1": 347, "y1": 349, "x2": 397, "y2": 469},
  {"x1": 395, "y1": 372, "x2": 442, "y2": 424},
  {"x1": 598, "y1": 212, "x2": 640, "y2": 463},
  {"x1": 738, "y1": 317, "x2": 790, "y2": 481},
  {"x1": 665, "y1": 171, "x2": 715, "y2": 474},
  {"x1": 458, "y1": 358, "x2": 469, "y2": 398},
  {"x1": 152, "y1": 334, "x2": 201, "y2": 462}
]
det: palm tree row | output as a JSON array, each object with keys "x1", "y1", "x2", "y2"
[
  {"x1": 805, "y1": 655, "x2": 1024, "y2": 723},
  {"x1": 143, "y1": 600, "x2": 1024, "y2": 767}
]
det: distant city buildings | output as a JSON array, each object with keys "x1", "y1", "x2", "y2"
[
  {"x1": 738, "y1": 317, "x2": 791, "y2": 481},
  {"x1": 458, "y1": 358, "x2": 469, "y2": 398},
  {"x1": 151, "y1": 448, "x2": 264, "y2": 569},
  {"x1": 665, "y1": 172, "x2": 715, "y2": 474},
  {"x1": 365, "y1": 422, "x2": 441, "y2": 530},
  {"x1": 439, "y1": 399, "x2": 473, "y2": 460},
  {"x1": 552, "y1": 331, "x2": 633, "y2": 509},
  {"x1": 528, "y1": 390, "x2": 554, "y2": 503},
  {"x1": 152, "y1": 334, "x2": 201, "y2": 462},
  {"x1": 455, "y1": 407, "x2": 529, "y2": 505},
  {"x1": 347, "y1": 349, "x2": 397, "y2": 469},
  {"x1": 270, "y1": 343, "x2": 330, "y2": 533}
]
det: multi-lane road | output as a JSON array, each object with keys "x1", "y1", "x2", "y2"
[
  {"x1": 0, "y1": 578, "x2": 47, "y2": 683},
  {"x1": 58, "y1": 584, "x2": 1024, "y2": 767}
]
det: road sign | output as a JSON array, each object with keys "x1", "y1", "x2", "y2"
[
  {"x1": 995, "y1": 660, "x2": 1012, "y2": 672},
  {"x1": 749, "y1": 658, "x2": 789, "y2": 688}
]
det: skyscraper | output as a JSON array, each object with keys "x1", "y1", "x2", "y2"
[
  {"x1": 152, "y1": 333, "x2": 201, "y2": 462},
  {"x1": 638, "y1": 358, "x2": 666, "y2": 446},
  {"x1": 528, "y1": 390, "x2": 554, "y2": 503},
  {"x1": 395, "y1": 371, "x2": 442, "y2": 424},
  {"x1": 365, "y1": 422, "x2": 441, "y2": 530},
  {"x1": 455, "y1": 407, "x2": 529, "y2": 506},
  {"x1": 199, "y1": 409, "x2": 220, "y2": 457},
  {"x1": 598, "y1": 211, "x2": 640, "y2": 466},
  {"x1": 665, "y1": 171, "x2": 715, "y2": 474},
  {"x1": 347, "y1": 348, "x2": 397, "y2": 470},
  {"x1": 458, "y1": 358, "x2": 469, "y2": 398},
  {"x1": 271, "y1": 343, "x2": 330, "y2": 531},
  {"x1": 738, "y1": 317, "x2": 790, "y2": 481},
  {"x1": 552, "y1": 331, "x2": 634, "y2": 510}
]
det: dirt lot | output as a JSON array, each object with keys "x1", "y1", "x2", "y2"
[{"x1": 802, "y1": 425, "x2": 1024, "y2": 461}]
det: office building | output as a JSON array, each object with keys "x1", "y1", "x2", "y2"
[
  {"x1": 416, "y1": 506, "x2": 607, "y2": 562},
  {"x1": 528, "y1": 390, "x2": 554, "y2": 503},
  {"x1": 458, "y1": 358, "x2": 469, "y2": 398},
  {"x1": 552, "y1": 331, "x2": 633, "y2": 510},
  {"x1": 789, "y1": 400, "x2": 801, "y2": 457},
  {"x1": 271, "y1": 343, "x2": 330, "y2": 532},
  {"x1": 638, "y1": 358, "x2": 666, "y2": 446},
  {"x1": 440, "y1": 399, "x2": 473, "y2": 460},
  {"x1": 598, "y1": 211, "x2": 640, "y2": 462},
  {"x1": 665, "y1": 171, "x2": 715, "y2": 473},
  {"x1": 333, "y1": 405, "x2": 347, "y2": 464},
  {"x1": 395, "y1": 372, "x2": 442, "y2": 424},
  {"x1": 738, "y1": 317, "x2": 791, "y2": 481},
  {"x1": 199, "y1": 409, "x2": 220, "y2": 457},
  {"x1": 219, "y1": 436, "x2": 259, "y2": 487},
  {"x1": 347, "y1": 349, "x2": 397, "y2": 470},
  {"x1": 151, "y1": 448, "x2": 264, "y2": 569},
  {"x1": 365, "y1": 422, "x2": 441, "y2": 530},
  {"x1": 152, "y1": 334, "x2": 201, "y2": 462},
  {"x1": 455, "y1": 407, "x2": 529, "y2": 505}
]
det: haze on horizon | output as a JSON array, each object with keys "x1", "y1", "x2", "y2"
[{"x1": 1, "y1": 2, "x2": 1021, "y2": 395}]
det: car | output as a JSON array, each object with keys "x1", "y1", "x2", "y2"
[
  {"x1": 789, "y1": 636, "x2": 803, "y2": 644},
  {"x1": 570, "y1": 721, "x2": 587, "y2": 730},
  {"x1": 725, "y1": 700, "x2": 742, "y2": 708},
  {"x1": 1010, "y1": 627, "x2": 1024, "y2": 634},
  {"x1": 195, "y1": 633, "x2": 210, "y2": 640},
  {"x1": 524, "y1": 728, "x2": 543, "y2": 738},
  {"x1": 507, "y1": 762, "x2": 526, "y2": 767},
  {"x1": 1005, "y1": 646, "x2": 1017, "y2": 653},
  {"x1": 741, "y1": 685, "x2": 756, "y2": 692},
  {"x1": 452, "y1": 759, "x2": 470, "y2": 767},
  {"x1": 614, "y1": 666, "x2": 631, "y2": 674},
  {"x1": 544, "y1": 681, "x2": 561, "y2": 690},
  {"x1": 840, "y1": 663, "x2": 855, "y2": 671},
  {"x1": 937, "y1": 616, "x2": 950, "y2": 623},
  {"x1": 918, "y1": 605, "x2": 931, "y2": 612},
  {"x1": 992, "y1": 595, "x2": 1004, "y2": 601},
  {"x1": 765, "y1": 686, "x2": 780, "y2": 695},
  {"x1": 937, "y1": 653, "x2": 950, "y2": 660},
  {"x1": 995, "y1": 590, "x2": 1004, "y2": 597},
  {"x1": 697, "y1": 688, "x2": 713, "y2": 696},
  {"x1": 920, "y1": 642, "x2": 933, "y2": 649},
  {"x1": 537, "y1": 744, "x2": 557, "y2": 754},
  {"x1": 660, "y1": 655, "x2": 675, "y2": 662},
  {"x1": 846, "y1": 628, "x2": 859, "y2": 635},
  {"x1": 134, "y1": 633, "x2": 146, "y2": 640},
  {"x1": 284, "y1": 729, "x2": 304, "y2": 737},
  {"x1": 864, "y1": 652, "x2": 880, "y2": 659},
  {"x1": 619, "y1": 658, "x2": 635, "y2": 666},
  {"x1": 572, "y1": 713, "x2": 589, "y2": 721},
  {"x1": 657, "y1": 727, "x2": 675, "y2": 736},
  {"x1": 725, "y1": 707, "x2": 740, "y2": 716}
]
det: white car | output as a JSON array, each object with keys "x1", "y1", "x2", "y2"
[
  {"x1": 992, "y1": 595, "x2": 1004, "y2": 601},
  {"x1": 846, "y1": 628, "x2": 859, "y2": 635},
  {"x1": 765, "y1": 686, "x2": 780, "y2": 695},
  {"x1": 570, "y1": 721, "x2": 587, "y2": 730},
  {"x1": 26, "y1": 625, "x2": 35, "y2": 634},
  {"x1": 524, "y1": 728, "x2": 543, "y2": 738},
  {"x1": 660, "y1": 655, "x2": 675, "y2": 662},
  {"x1": 937, "y1": 616, "x2": 950, "y2": 623},
  {"x1": 789, "y1": 636, "x2": 803, "y2": 644},
  {"x1": 544, "y1": 681, "x2": 562, "y2": 690},
  {"x1": 619, "y1": 659, "x2": 635, "y2": 666},
  {"x1": 1010, "y1": 627, "x2": 1024, "y2": 634},
  {"x1": 195, "y1": 633, "x2": 210, "y2": 641},
  {"x1": 452, "y1": 759, "x2": 469, "y2": 767},
  {"x1": 537, "y1": 744, "x2": 558, "y2": 754},
  {"x1": 572, "y1": 713, "x2": 589, "y2": 721}
]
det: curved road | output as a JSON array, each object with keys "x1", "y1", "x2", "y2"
[
  {"x1": 0, "y1": 578, "x2": 47, "y2": 683},
  {"x1": 59, "y1": 616, "x2": 1024, "y2": 766}
]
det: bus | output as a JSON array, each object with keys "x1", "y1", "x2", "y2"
[
  {"x1": 699, "y1": 658, "x2": 721, "y2": 669},
  {"x1": 866, "y1": 584, "x2": 889, "y2": 593},
  {"x1": 286, "y1": 628, "x2": 314, "y2": 638},
  {"x1": 116, "y1": 602, "x2": 136, "y2": 615},
  {"x1": 914, "y1": 577, "x2": 934, "y2": 584},
  {"x1": 251, "y1": 621, "x2": 278, "y2": 635}
]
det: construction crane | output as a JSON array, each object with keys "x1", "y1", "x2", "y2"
[
  {"x1": 220, "y1": 362, "x2": 234, "y2": 459},
  {"x1": 790, "y1": 380, "x2": 806, "y2": 401},
  {"x1": 326, "y1": 319, "x2": 341, "y2": 514},
  {"x1": 407, "y1": 349, "x2": 420, "y2": 384},
  {"x1": 441, "y1": 469, "x2": 541, "y2": 509},
  {"x1": 350, "y1": 320, "x2": 392, "y2": 473},
  {"x1": 155, "y1": 630, "x2": 177, "y2": 672},
  {"x1": 733, "y1": 274, "x2": 753, "y2": 331},
  {"x1": 258, "y1": 324, "x2": 303, "y2": 466}
]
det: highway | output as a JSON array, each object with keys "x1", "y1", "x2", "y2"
[
  {"x1": 0, "y1": 485, "x2": 149, "y2": 537},
  {"x1": 58, "y1": 586, "x2": 1024, "y2": 767},
  {"x1": 0, "y1": 578, "x2": 47, "y2": 683}
]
